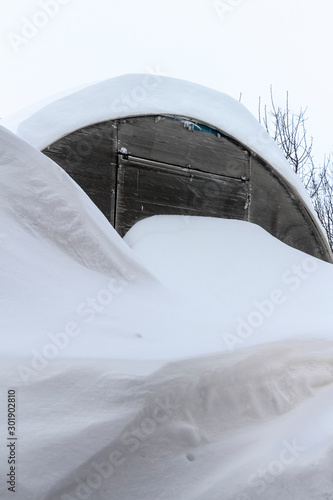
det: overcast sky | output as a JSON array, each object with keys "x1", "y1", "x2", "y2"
[{"x1": 1, "y1": 0, "x2": 333, "y2": 161}]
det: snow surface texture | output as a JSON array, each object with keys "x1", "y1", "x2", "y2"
[
  {"x1": 2, "y1": 73, "x2": 325, "y2": 242},
  {"x1": 1, "y1": 126, "x2": 333, "y2": 499}
]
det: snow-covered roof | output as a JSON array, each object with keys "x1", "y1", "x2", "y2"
[{"x1": 2, "y1": 74, "x2": 329, "y2": 247}]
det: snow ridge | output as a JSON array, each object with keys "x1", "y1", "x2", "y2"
[{"x1": 0, "y1": 126, "x2": 152, "y2": 282}]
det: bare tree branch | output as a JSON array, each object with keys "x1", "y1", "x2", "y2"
[{"x1": 258, "y1": 88, "x2": 333, "y2": 250}]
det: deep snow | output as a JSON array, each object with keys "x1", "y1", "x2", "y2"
[{"x1": 1, "y1": 119, "x2": 333, "y2": 499}]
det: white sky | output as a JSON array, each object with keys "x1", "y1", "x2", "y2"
[{"x1": 1, "y1": 0, "x2": 333, "y2": 162}]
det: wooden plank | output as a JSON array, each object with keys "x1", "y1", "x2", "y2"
[
  {"x1": 115, "y1": 160, "x2": 248, "y2": 237},
  {"x1": 118, "y1": 115, "x2": 249, "y2": 179},
  {"x1": 43, "y1": 121, "x2": 117, "y2": 223}
]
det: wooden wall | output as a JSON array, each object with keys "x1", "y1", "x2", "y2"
[
  {"x1": 42, "y1": 115, "x2": 332, "y2": 262},
  {"x1": 43, "y1": 121, "x2": 118, "y2": 225}
]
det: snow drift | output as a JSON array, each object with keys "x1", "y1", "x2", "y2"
[{"x1": 1, "y1": 124, "x2": 333, "y2": 499}]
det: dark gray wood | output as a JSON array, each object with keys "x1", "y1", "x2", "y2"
[
  {"x1": 43, "y1": 121, "x2": 117, "y2": 224},
  {"x1": 249, "y1": 156, "x2": 329, "y2": 260},
  {"x1": 115, "y1": 158, "x2": 249, "y2": 237},
  {"x1": 117, "y1": 115, "x2": 249, "y2": 179},
  {"x1": 41, "y1": 115, "x2": 332, "y2": 263}
]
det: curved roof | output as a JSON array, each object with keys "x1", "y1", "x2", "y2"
[{"x1": 2, "y1": 74, "x2": 330, "y2": 253}]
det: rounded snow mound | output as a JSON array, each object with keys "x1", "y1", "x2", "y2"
[{"x1": 0, "y1": 125, "x2": 151, "y2": 282}]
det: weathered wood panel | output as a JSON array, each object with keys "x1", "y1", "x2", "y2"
[
  {"x1": 115, "y1": 159, "x2": 249, "y2": 237},
  {"x1": 41, "y1": 116, "x2": 331, "y2": 262},
  {"x1": 43, "y1": 121, "x2": 117, "y2": 224},
  {"x1": 118, "y1": 115, "x2": 249, "y2": 179},
  {"x1": 249, "y1": 156, "x2": 328, "y2": 260}
]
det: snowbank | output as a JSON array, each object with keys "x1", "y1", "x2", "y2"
[
  {"x1": 0, "y1": 125, "x2": 159, "y2": 359},
  {"x1": 1, "y1": 127, "x2": 333, "y2": 499},
  {"x1": 0, "y1": 126, "x2": 151, "y2": 282},
  {"x1": 2, "y1": 342, "x2": 333, "y2": 500},
  {"x1": 125, "y1": 215, "x2": 333, "y2": 349}
]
